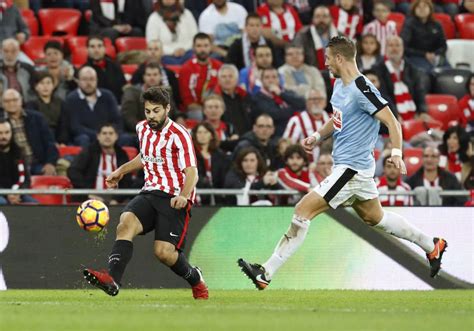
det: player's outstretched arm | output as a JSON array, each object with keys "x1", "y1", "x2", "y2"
[
  {"x1": 375, "y1": 106, "x2": 407, "y2": 174},
  {"x1": 171, "y1": 166, "x2": 198, "y2": 209},
  {"x1": 106, "y1": 154, "x2": 143, "y2": 189},
  {"x1": 301, "y1": 118, "x2": 335, "y2": 153}
]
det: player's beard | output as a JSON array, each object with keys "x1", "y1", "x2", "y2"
[{"x1": 148, "y1": 117, "x2": 168, "y2": 131}]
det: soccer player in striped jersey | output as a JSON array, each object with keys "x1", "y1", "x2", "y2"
[
  {"x1": 238, "y1": 36, "x2": 447, "y2": 290},
  {"x1": 83, "y1": 87, "x2": 208, "y2": 299}
]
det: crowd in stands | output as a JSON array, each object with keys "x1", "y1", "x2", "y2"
[{"x1": 0, "y1": 0, "x2": 473, "y2": 207}]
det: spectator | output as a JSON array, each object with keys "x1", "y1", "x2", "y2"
[
  {"x1": 0, "y1": 1, "x2": 29, "y2": 44},
  {"x1": 278, "y1": 44, "x2": 325, "y2": 99},
  {"x1": 130, "y1": 39, "x2": 181, "y2": 107},
  {"x1": 432, "y1": 0, "x2": 459, "y2": 17},
  {"x1": 203, "y1": 94, "x2": 238, "y2": 148},
  {"x1": 376, "y1": 36, "x2": 429, "y2": 122},
  {"x1": 225, "y1": 13, "x2": 274, "y2": 70},
  {"x1": 238, "y1": 44, "x2": 276, "y2": 95},
  {"x1": 460, "y1": 0, "x2": 474, "y2": 13},
  {"x1": 310, "y1": 152, "x2": 333, "y2": 186},
  {"x1": 438, "y1": 126, "x2": 472, "y2": 183},
  {"x1": 257, "y1": 0, "x2": 303, "y2": 49},
  {"x1": 64, "y1": 66, "x2": 121, "y2": 147},
  {"x1": 25, "y1": 72, "x2": 68, "y2": 144},
  {"x1": 406, "y1": 146, "x2": 466, "y2": 206},
  {"x1": 362, "y1": 0, "x2": 398, "y2": 56},
  {"x1": 198, "y1": 0, "x2": 248, "y2": 59},
  {"x1": 377, "y1": 155, "x2": 413, "y2": 206},
  {"x1": 0, "y1": 38, "x2": 35, "y2": 103},
  {"x1": 356, "y1": 34, "x2": 383, "y2": 71},
  {"x1": 224, "y1": 146, "x2": 281, "y2": 205},
  {"x1": 215, "y1": 64, "x2": 252, "y2": 136},
  {"x1": 84, "y1": 36, "x2": 126, "y2": 103},
  {"x1": 330, "y1": 0, "x2": 363, "y2": 40},
  {"x1": 233, "y1": 113, "x2": 279, "y2": 170},
  {"x1": 39, "y1": 40, "x2": 76, "y2": 101},
  {"x1": 89, "y1": 0, "x2": 146, "y2": 41},
  {"x1": 67, "y1": 123, "x2": 133, "y2": 204},
  {"x1": 178, "y1": 33, "x2": 222, "y2": 119},
  {"x1": 276, "y1": 144, "x2": 311, "y2": 204},
  {"x1": 0, "y1": 119, "x2": 37, "y2": 205},
  {"x1": 458, "y1": 73, "x2": 474, "y2": 135},
  {"x1": 252, "y1": 67, "x2": 305, "y2": 137},
  {"x1": 394, "y1": 0, "x2": 412, "y2": 14},
  {"x1": 286, "y1": 0, "x2": 319, "y2": 25},
  {"x1": 191, "y1": 122, "x2": 230, "y2": 205},
  {"x1": 0, "y1": 89, "x2": 58, "y2": 175},
  {"x1": 145, "y1": 0, "x2": 197, "y2": 65},
  {"x1": 293, "y1": 6, "x2": 339, "y2": 71},
  {"x1": 122, "y1": 62, "x2": 168, "y2": 135},
  {"x1": 283, "y1": 89, "x2": 330, "y2": 161},
  {"x1": 400, "y1": 0, "x2": 448, "y2": 73}
]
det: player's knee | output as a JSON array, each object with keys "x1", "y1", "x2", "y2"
[
  {"x1": 117, "y1": 212, "x2": 140, "y2": 237},
  {"x1": 362, "y1": 212, "x2": 383, "y2": 226},
  {"x1": 154, "y1": 244, "x2": 175, "y2": 263}
]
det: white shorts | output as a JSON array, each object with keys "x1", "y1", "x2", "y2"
[{"x1": 313, "y1": 166, "x2": 379, "y2": 209}]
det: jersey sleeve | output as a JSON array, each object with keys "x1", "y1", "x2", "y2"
[
  {"x1": 355, "y1": 76, "x2": 388, "y2": 116},
  {"x1": 174, "y1": 125, "x2": 197, "y2": 171}
]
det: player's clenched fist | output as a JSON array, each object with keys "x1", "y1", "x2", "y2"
[{"x1": 171, "y1": 195, "x2": 188, "y2": 209}]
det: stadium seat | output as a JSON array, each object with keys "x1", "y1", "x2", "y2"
[
  {"x1": 388, "y1": 12, "x2": 405, "y2": 35},
  {"x1": 454, "y1": 14, "x2": 474, "y2": 39},
  {"x1": 115, "y1": 37, "x2": 147, "y2": 53},
  {"x1": 401, "y1": 119, "x2": 443, "y2": 141},
  {"x1": 122, "y1": 146, "x2": 139, "y2": 160},
  {"x1": 433, "y1": 13, "x2": 456, "y2": 39},
  {"x1": 21, "y1": 36, "x2": 64, "y2": 63},
  {"x1": 58, "y1": 146, "x2": 82, "y2": 158},
  {"x1": 38, "y1": 8, "x2": 82, "y2": 36},
  {"x1": 403, "y1": 148, "x2": 423, "y2": 177},
  {"x1": 122, "y1": 64, "x2": 138, "y2": 83},
  {"x1": 425, "y1": 94, "x2": 460, "y2": 130},
  {"x1": 446, "y1": 39, "x2": 474, "y2": 69},
  {"x1": 184, "y1": 119, "x2": 200, "y2": 130},
  {"x1": 66, "y1": 36, "x2": 116, "y2": 59},
  {"x1": 20, "y1": 9, "x2": 39, "y2": 36},
  {"x1": 432, "y1": 68, "x2": 472, "y2": 99},
  {"x1": 84, "y1": 9, "x2": 92, "y2": 22},
  {"x1": 70, "y1": 48, "x2": 88, "y2": 67},
  {"x1": 31, "y1": 175, "x2": 73, "y2": 205}
]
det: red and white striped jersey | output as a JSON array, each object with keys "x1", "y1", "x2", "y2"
[
  {"x1": 136, "y1": 119, "x2": 197, "y2": 202},
  {"x1": 257, "y1": 3, "x2": 303, "y2": 42},
  {"x1": 376, "y1": 176, "x2": 413, "y2": 206},
  {"x1": 330, "y1": 5, "x2": 363, "y2": 40},
  {"x1": 95, "y1": 152, "x2": 117, "y2": 189},
  {"x1": 362, "y1": 19, "x2": 398, "y2": 55},
  {"x1": 277, "y1": 167, "x2": 311, "y2": 193}
]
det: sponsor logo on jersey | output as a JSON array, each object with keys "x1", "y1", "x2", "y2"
[
  {"x1": 333, "y1": 107, "x2": 343, "y2": 131},
  {"x1": 142, "y1": 155, "x2": 165, "y2": 164}
]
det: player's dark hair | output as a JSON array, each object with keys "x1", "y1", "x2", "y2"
[
  {"x1": 191, "y1": 122, "x2": 219, "y2": 153},
  {"x1": 327, "y1": 36, "x2": 356, "y2": 60},
  {"x1": 87, "y1": 35, "x2": 104, "y2": 47},
  {"x1": 245, "y1": 12, "x2": 261, "y2": 25},
  {"x1": 43, "y1": 40, "x2": 63, "y2": 54},
  {"x1": 193, "y1": 32, "x2": 211, "y2": 44},
  {"x1": 141, "y1": 86, "x2": 170, "y2": 107},
  {"x1": 284, "y1": 144, "x2": 308, "y2": 165},
  {"x1": 234, "y1": 147, "x2": 267, "y2": 179}
]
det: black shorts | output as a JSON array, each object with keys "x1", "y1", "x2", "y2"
[{"x1": 121, "y1": 191, "x2": 191, "y2": 249}]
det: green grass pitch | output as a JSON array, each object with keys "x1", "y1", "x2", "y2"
[{"x1": 1, "y1": 289, "x2": 473, "y2": 331}]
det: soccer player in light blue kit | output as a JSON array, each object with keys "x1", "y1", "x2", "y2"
[{"x1": 238, "y1": 36, "x2": 447, "y2": 289}]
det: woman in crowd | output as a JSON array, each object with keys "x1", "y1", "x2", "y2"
[
  {"x1": 438, "y1": 125, "x2": 472, "y2": 184},
  {"x1": 356, "y1": 34, "x2": 383, "y2": 71}
]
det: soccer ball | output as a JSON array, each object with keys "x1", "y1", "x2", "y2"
[{"x1": 76, "y1": 199, "x2": 109, "y2": 232}]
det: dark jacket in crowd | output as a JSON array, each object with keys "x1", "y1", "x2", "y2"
[
  {"x1": 90, "y1": 0, "x2": 147, "y2": 32},
  {"x1": 0, "y1": 4, "x2": 30, "y2": 43},
  {"x1": 221, "y1": 90, "x2": 252, "y2": 136},
  {"x1": 0, "y1": 60, "x2": 37, "y2": 103},
  {"x1": 233, "y1": 131, "x2": 280, "y2": 170},
  {"x1": 0, "y1": 142, "x2": 30, "y2": 189},
  {"x1": 225, "y1": 37, "x2": 275, "y2": 70},
  {"x1": 400, "y1": 16, "x2": 447, "y2": 58},
  {"x1": 406, "y1": 167, "x2": 467, "y2": 206},
  {"x1": 131, "y1": 63, "x2": 181, "y2": 107},
  {"x1": 84, "y1": 57, "x2": 126, "y2": 102},
  {"x1": 375, "y1": 59, "x2": 428, "y2": 114},
  {"x1": 196, "y1": 148, "x2": 230, "y2": 205},
  {"x1": 251, "y1": 90, "x2": 305, "y2": 137}
]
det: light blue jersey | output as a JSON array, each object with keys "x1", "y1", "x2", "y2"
[{"x1": 330, "y1": 75, "x2": 388, "y2": 176}]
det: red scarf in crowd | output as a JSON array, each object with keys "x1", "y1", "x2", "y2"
[{"x1": 385, "y1": 59, "x2": 416, "y2": 121}]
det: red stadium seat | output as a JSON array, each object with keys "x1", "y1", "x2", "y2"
[
  {"x1": 122, "y1": 146, "x2": 139, "y2": 160},
  {"x1": 58, "y1": 146, "x2": 82, "y2": 158},
  {"x1": 84, "y1": 9, "x2": 92, "y2": 23},
  {"x1": 38, "y1": 8, "x2": 81, "y2": 36},
  {"x1": 184, "y1": 119, "x2": 199, "y2": 130},
  {"x1": 454, "y1": 14, "x2": 474, "y2": 39},
  {"x1": 21, "y1": 36, "x2": 64, "y2": 63},
  {"x1": 433, "y1": 13, "x2": 456, "y2": 39},
  {"x1": 387, "y1": 12, "x2": 405, "y2": 35},
  {"x1": 401, "y1": 119, "x2": 443, "y2": 141},
  {"x1": 403, "y1": 148, "x2": 424, "y2": 177},
  {"x1": 425, "y1": 94, "x2": 460, "y2": 130},
  {"x1": 20, "y1": 9, "x2": 39, "y2": 36},
  {"x1": 122, "y1": 64, "x2": 138, "y2": 83},
  {"x1": 66, "y1": 36, "x2": 116, "y2": 58},
  {"x1": 31, "y1": 175, "x2": 73, "y2": 205},
  {"x1": 115, "y1": 37, "x2": 147, "y2": 52},
  {"x1": 70, "y1": 48, "x2": 88, "y2": 67}
]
